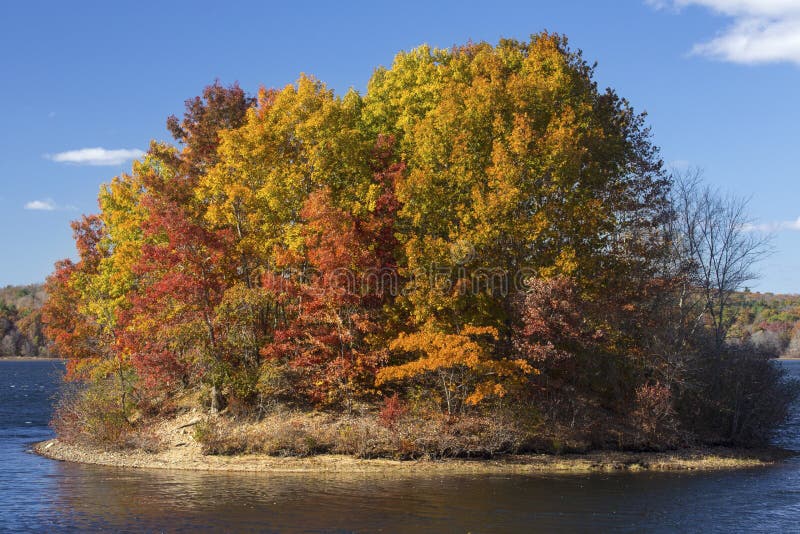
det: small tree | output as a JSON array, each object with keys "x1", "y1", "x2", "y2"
[{"x1": 377, "y1": 326, "x2": 533, "y2": 415}]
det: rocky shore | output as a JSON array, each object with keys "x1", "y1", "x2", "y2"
[{"x1": 34, "y1": 411, "x2": 793, "y2": 474}]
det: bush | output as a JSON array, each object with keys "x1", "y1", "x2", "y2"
[
  {"x1": 631, "y1": 382, "x2": 678, "y2": 446},
  {"x1": 193, "y1": 419, "x2": 247, "y2": 455},
  {"x1": 677, "y1": 345, "x2": 800, "y2": 446},
  {"x1": 378, "y1": 394, "x2": 406, "y2": 429},
  {"x1": 193, "y1": 413, "x2": 335, "y2": 456},
  {"x1": 52, "y1": 381, "x2": 132, "y2": 448},
  {"x1": 52, "y1": 379, "x2": 166, "y2": 452}
]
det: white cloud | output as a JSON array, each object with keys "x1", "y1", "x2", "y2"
[
  {"x1": 743, "y1": 216, "x2": 800, "y2": 233},
  {"x1": 24, "y1": 199, "x2": 56, "y2": 211},
  {"x1": 46, "y1": 147, "x2": 145, "y2": 166},
  {"x1": 667, "y1": 1, "x2": 800, "y2": 17},
  {"x1": 23, "y1": 199, "x2": 77, "y2": 212},
  {"x1": 651, "y1": 1, "x2": 800, "y2": 65}
]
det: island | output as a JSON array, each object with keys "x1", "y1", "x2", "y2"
[{"x1": 36, "y1": 33, "x2": 799, "y2": 472}]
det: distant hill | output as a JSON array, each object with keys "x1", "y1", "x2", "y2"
[
  {"x1": 728, "y1": 291, "x2": 800, "y2": 358},
  {"x1": 0, "y1": 284, "x2": 54, "y2": 357}
]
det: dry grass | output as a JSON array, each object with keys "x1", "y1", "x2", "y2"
[
  {"x1": 193, "y1": 408, "x2": 529, "y2": 459},
  {"x1": 35, "y1": 419, "x2": 792, "y2": 475}
]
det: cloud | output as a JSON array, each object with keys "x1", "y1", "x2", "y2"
[
  {"x1": 46, "y1": 147, "x2": 145, "y2": 166},
  {"x1": 24, "y1": 199, "x2": 56, "y2": 211},
  {"x1": 743, "y1": 216, "x2": 800, "y2": 233},
  {"x1": 24, "y1": 199, "x2": 77, "y2": 212},
  {"x1": 650, "y1": 1, "x2": 800, "y2": 65}
]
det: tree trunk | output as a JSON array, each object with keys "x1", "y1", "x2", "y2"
[{"x1": 210, "y1": 384, "x2": 220, "y2": 414}]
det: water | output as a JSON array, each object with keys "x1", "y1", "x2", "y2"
[{"x1": 1, "y1": 360, "x2": 799, "y2": 533}]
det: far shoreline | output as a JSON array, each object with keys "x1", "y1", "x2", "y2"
[
  {"x1": 0, "y1": 356, "x2": 65, "y2": 362},
  {"x1": 33, "y1": 438, "x2": 794, "y2": 476}
]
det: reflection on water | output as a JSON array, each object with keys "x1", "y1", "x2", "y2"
[
  {"x1": 2, "y1": 360, "x2": 800, "y2": 532},
  {"x1": 41, "y1": 462, "x2": 800, "y2": 532}
]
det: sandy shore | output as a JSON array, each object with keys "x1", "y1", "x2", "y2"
[{"x1": 34, "y1": 438, "x2": 793, "y2": 475}]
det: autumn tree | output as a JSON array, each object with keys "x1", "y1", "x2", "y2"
[
  {"x1": 118, "y1": 195, "x2": 234, "y2": 409},
  {"x1": 42, "y1": 216, "x2": 114, "y2": 378},
  {"x1": 196, "y1": 77, "x2": 374, "y2": 291},
  {"x1": 377, "y1": 325, "x2": 533, "y2": 414},
  {"x1": 167, "y1": 80, "x2": 255, "y2": 172},
  {"x1": 262, "y1": 138, "x2": 403, "y2": 407},
  {"x1": 370, "y1": 34, "x2": 669, "y2": 408}
]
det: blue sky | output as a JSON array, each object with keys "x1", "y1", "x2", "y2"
[{"x1": 1, "y1": 0, "x2": 798, "y2": 292}]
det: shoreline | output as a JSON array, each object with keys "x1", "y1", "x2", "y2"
[
  {"x1": 34, "y1": 438, "x2": 794, "y2": 475},
  {"x1": 0, "y1": 356, "x2": 64, "y2": 362}
]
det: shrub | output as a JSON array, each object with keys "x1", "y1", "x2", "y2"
[
  {"x1": 378, "y1": 394, "x2": 407, "y2": 430},
  {"x1": 677, "y1": 345, "x2": 800, "y2": 446},
  {"x1": 193, "y1": 419, "x2": 248, "y2": 455},
  {"x1": 631, "y1": 382, "x2": 679, "y2": 448},
  {"x1": 51, "y1": 381, "x2": 132, "y2": 448}
]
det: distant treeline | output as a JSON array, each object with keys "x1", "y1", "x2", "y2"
[
  {"x1": 0, "y1": 284, "x2": 54, "y2": 357},
  {"x1": 11, "y1": 282, "x2": 792, "y2": 360},
  {"x1": 729, "y1": 291, "x2": 800, "y2": 358}
]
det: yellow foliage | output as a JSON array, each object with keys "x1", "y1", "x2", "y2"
[{"x1": 377, "y1": 325, "x2": 533, "y2": 408}]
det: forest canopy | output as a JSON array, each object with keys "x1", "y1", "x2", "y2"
[{"x1": 43, "y1": 34, "x2": 797, "y2": 456}]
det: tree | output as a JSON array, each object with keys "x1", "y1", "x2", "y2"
[
  {"x1": 366, "y1": 34, "x2": 668, "y2": 336},
  {"x1": 671, "y1": 168, "x2": 773, "y2": 350},
  {"x1": 370, "y1": 35, "x2": 669, "y2": 412},
  {"x1": 261, "y1": 139, "x2": 403, "y2": 407},
  {"x1": 198, "y1": 76, "x2": 373, "y2": 287},
  {"x1": 377, "y1": 325, "x2": 533, "y2": 414},
  {"x1": 166, "y1": 80, "x2": 255, "y2": 172},
  {"x1": 118, "y1": 195, "x2": 233, "y2": 408},
  {"x1": 42, "y1": 216, "x2": 115, "y2": 380}
]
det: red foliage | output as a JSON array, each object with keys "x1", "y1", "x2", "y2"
[
  {"x1": 117, "y1": 195, "x2": 233, "y2": 393},
  {"x1": 41, "y1": 216, "x2": 111, "y2": 380},
  {"x1": 71, "y1": 215, "x2": 106, "y2": 271},
  {"x1": 379, "y1": 393, "x2": 407, "y2": 429},
  {"x1": 514, "y1": 277, "x2": 594, "y2": 364},
  {"x1": 166, "y1": 80, "x2": 255, "y2": 170},
  {"x1": 260, "y1": 139, "x2": 403, "y2": 405}
]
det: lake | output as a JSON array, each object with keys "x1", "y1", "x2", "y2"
[{"x1": 1, "y1": 359, "x2": 799, "y2": 532}]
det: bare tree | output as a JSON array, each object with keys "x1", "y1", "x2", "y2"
[{"x1": 671, "y1": 168, "x2": 773, "y2": 351}]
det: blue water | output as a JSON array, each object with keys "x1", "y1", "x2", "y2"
[{"x1": 1, "y1": 359, "x2": 799, "y2": 532}]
